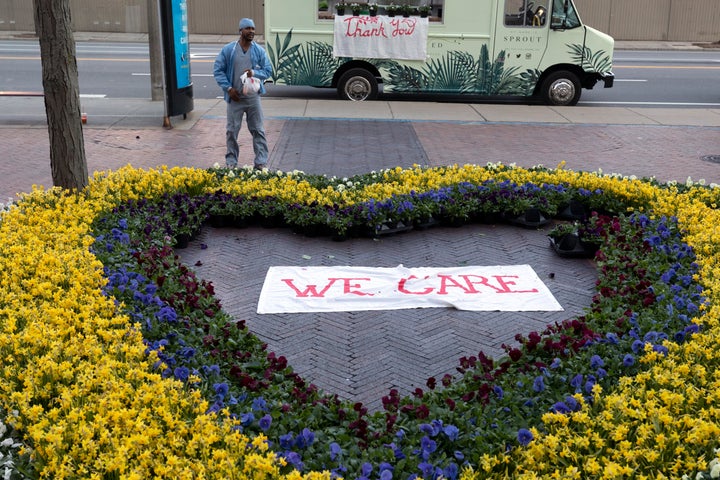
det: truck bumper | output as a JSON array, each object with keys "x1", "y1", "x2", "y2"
[{"x1": 602, "y1": 72, "x2": 614, "y2": 88}]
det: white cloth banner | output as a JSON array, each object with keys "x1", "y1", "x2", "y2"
[
  {"x1": 257, "y1": 265, "x2": 563, "y2": 314},
  {"x1": 333, "y1": 15, "x2": 428, "y2": 60}
]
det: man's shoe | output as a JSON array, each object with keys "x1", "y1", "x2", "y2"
[{"x1": 254, "y1": 164, "x2": 264, "y2": 171}]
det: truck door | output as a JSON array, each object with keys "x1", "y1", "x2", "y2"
[
  {"x1": 540, "y1": 0, "x2": 586, "y2": 71},
  {"x1": 493, "y1": 0, "x2": 549, "y2": 91}
]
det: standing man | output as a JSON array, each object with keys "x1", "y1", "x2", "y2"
[{"x1": 214, "y1": 18, "x2": 273, "y2": 170}]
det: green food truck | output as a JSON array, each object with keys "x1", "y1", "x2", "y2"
[{"x1": 264, "y1": 0, "x2": 614, "y2": 105}]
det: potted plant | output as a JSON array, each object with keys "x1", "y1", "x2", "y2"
[
  {"x1": 226, "y1": 195, "x2": 258, "y2": 228},
  {"x1": 335, "y1": 1, "x2": 347, "y2": 15},
  {"x1": 318, "y1": 1, "x2": 329, "y2": 11},
  {"x1": 400, "y1": 4, "x2": 414, "y2": 17},
  {"x1": 385, "y1": 3, "x2": 399, "y2": 16},
  {"x1": 350, "y1": 2, "x2": 362, "y2": 15},
  {"x1": 356, "y1": 197, "x2": 413, "y2": 237},
  {"x1": 326, "y1": 204, "x2": 362, "y2": 241},
  {"x1": 577, "y1": 212, "x2": 609, "y2": 254},
  {"x1": 283, "y1": 202, "x2": 330, "y2": 236},
  {"x1": 205, "y1": 190, "x2": 234, "y2": 228},
  {"x1": 556, "y1": 197, "x2": 588, "y2": 221},
  {"x1": 418, "y1": 4, "x2": 431, "y2": 17},
  {"x1": 438, "y1": 187, "x2": 478, "y2": 227},
  {"x1": 548, "y1": 221, "x2": 597, "y2": 258},
  {"x1": 368, "y1": 2, "x2": 378, "y2": 16},
  {"x1": 548, "y1": 221, "x2": 578, "y2": 241},
  {"x1": 548, "y1": 221, "x2": 580, "y2": 255}
]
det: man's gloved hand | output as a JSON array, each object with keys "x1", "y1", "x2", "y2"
[{"x1": 228, "y1": 87, "x2": 241, "y2": 102}]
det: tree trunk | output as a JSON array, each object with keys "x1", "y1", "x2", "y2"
[{"x1": 34, "y1": 0, "x2": 89, "y2": 191}]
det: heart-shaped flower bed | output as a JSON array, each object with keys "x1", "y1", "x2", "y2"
[
  {"x1": 177, "y1": 218, "x2": 598, "y2": 412},
  {"x1": 1, "y1": 164, "x2": 719, "y2": 479}
]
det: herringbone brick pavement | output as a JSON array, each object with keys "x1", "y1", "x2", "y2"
[{"x1": 270, "y1": 119, "x2": 428, "y2": 177}]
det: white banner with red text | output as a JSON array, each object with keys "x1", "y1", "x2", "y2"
[
  {"x1": 333, "y1": 15, "x2": 429, "y2": 60},
  {"x1": 257, "y1": 265, "x2": 563, "y2": 314}
]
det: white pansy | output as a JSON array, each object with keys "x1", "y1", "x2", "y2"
[{"x1": 0, "y1": 198, "x2": 15, "y2": 214}]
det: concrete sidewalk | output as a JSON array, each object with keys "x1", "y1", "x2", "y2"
[{"x1": 3, "y1": 96, "x2": 720, "y2": 130}]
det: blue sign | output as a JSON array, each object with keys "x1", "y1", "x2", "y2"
[{"x1": 171, "y1": 0, "x2": 191, "y2": 88}]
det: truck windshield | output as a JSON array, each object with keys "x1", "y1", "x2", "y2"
[{"x1": 551, "y1": 0, "x2": 581, "y2": 29}]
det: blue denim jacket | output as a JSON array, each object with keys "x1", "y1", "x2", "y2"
[{"x1": 213, "y1": 40, "x2": 273, "y2": 101}]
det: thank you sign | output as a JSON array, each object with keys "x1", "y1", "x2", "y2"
[
  {"x1": 333, "y1": 15, "x2": 429, "y2": 60},
  {"x1": 257, "y1": 265, "x2": 562, "y2": 314}
]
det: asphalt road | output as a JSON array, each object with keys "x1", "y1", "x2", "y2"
[{"x1": 1, "y1": 40, "x2": 719, "y2": 106}]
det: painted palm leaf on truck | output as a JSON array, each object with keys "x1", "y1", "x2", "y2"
[
  {"x1": 268, "y1": 31, "x2": 344, "y2": 86},
  {"x1": 268, "y1": 32, "x2": 608, "y2": 99},
  {"x1": 374, "y1": 46, "x2": 540, "y2": 96},
  {"x1": 268, "y1": 30, "x2": 537, "y2": 96},
  {"x1": 567, "y1": 43, "x2": 613, "y2": 74}
]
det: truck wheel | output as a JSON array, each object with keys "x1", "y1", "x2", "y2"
[
  {"x1": 338, "y1": 69, "x2": 378, "y2": 101},
  {"x1": 540, "y1": 71, "x2": 581, "y2": 106}
]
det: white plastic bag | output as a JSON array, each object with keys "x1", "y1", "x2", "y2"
[{"x1": 241, "y1": 72, "x2": 261, "y2": 95}]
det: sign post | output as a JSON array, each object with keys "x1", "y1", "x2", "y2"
[{"x1": 158, "y1": 0, "x2": 193, "y2": 125}]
